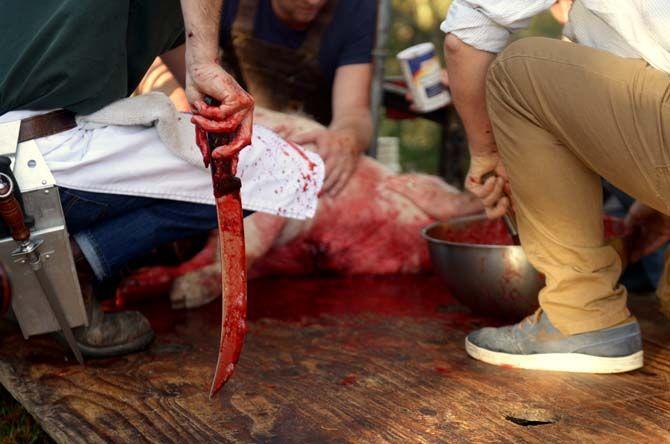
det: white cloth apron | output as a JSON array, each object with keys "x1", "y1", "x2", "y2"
[{"x1": 0, "y1": 107, "x2": 324, "y2": 220}]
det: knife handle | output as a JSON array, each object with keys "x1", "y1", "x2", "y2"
[
  {"x1": 481, "y1": 171, "x2": 520, "y2": 244},
  {"x1": 0, "y1": 174, "x2": 30, "y2": 242},
  {"x1": 203, "y1": 96, "x2": 235, "y2": 152}
]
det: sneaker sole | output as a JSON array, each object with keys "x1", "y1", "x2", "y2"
[{"x1": 465, "y1": 338, "x2": 644, "y2": 374}]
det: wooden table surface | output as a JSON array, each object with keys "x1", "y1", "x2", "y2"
[{"x1": 1, "y1": 276, "x2": 669, "y2": 443}]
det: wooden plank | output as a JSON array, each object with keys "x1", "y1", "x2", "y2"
[{"x1": 1, "y1": 276, "x2": 669, "y2": 443}]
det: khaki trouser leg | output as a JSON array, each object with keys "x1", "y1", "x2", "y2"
[{"x1": 486, "y1": 37, "x2": 670, "y2": 335}]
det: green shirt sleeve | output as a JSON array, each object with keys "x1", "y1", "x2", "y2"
[{"x1": 0, "y1": 0, "x2": 184, "y2": 115}]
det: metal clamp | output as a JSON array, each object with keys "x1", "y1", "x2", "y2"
[
  {"x1": 11, "y1": 238, "x2": 44, "y2": 259},
  {"x1": 0, "y1": 173, "x2": 13, "y2": 198}
]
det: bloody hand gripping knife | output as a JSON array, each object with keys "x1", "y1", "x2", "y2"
[
  {"x1": 198, "y1": 97, "x2": 248, "y2": 398},
  {"x1": 481, "y1": 171, "x2": 520, "y2": 245}
]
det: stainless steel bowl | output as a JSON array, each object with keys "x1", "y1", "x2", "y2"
[{"x1": 422, "y1": 214, "x2": 543, "y2": 320}]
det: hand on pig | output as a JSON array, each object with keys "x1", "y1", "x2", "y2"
[{"x1": 291, "y1": 128, "x2": 360, "y2": 196}]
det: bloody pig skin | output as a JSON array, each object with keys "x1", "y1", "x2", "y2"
[{"x1": 114, "y1": 210, "x2": 628, "y2": 308}]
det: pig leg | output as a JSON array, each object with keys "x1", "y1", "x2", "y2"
[
  {"x1": 384, "y1": 173, "x2": 483, "y2": 220},
  {"x1": 170, "y1": 233, "x2": 220, "y2": 309},
  {"x1": 170, "y1": 261, "x2": 222, "y2": 309},
  {"x1": 245, "y1": 213, "x2": 289, "y2": 269},
  {"x1": 170, "y1": 212, "x2": 288, "y2": 309}
]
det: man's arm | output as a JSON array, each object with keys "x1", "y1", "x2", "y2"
[
  {"x1": 441, "y1": 0, "x2": 555, "y2": 218},
  {"x1": 179, "y1": 0, "x2": 254, "y2": 160},
  {"x1": 292, "y1": 63, "x2": 373, "y2": 196},
  {"x1": 180, "y1": 0, "x2": 221, "y2": 54},
  {"x1": 330, "y1": 64, "x2": 373, "y2": 152},
  {"x1": 179, "y1": 0, "x2": 223, "y2": 102},
  {"x1": 444, "y1": 34, "x2": 508, "y2": 218},
  {"x1": 161, "y1": 44, "x2": 186, "y2": 87},
  {"x1": 444, "y1": 35, "x2": 496, "y2": 158}
]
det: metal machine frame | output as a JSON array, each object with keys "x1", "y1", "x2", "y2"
[{"x1": 0, "y1": 119, "x2": 87, "y2": 360}]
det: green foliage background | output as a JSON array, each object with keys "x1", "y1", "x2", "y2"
[
  {"x1": 380, "y1": 0, "x2": 563, "y2": 175},
  {"x1": 0, "y1": 386, "x2": 52, "y2": 444}
]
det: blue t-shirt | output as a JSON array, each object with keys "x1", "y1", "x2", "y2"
[{"x1": 220, "y1": 0, "x2": 376, "y2": 86}]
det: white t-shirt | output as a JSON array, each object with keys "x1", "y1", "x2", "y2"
[{"x1": 441, "y1": 0, "x2": 670, "y2": 73}]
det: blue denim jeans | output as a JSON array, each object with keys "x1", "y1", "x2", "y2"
[{"x1": 60, "y1": 188, "x2": 249, "y2": 281}]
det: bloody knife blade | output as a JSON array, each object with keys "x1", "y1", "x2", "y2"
[{"x1": 202, "y1": 97, "x2": 248, "y2": 398}]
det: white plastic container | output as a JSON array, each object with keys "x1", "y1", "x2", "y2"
[{"x1": 396, "y1": 42, "x2": 451, "y2": 113}]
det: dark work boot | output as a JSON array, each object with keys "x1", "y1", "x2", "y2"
[{"x1": 69, "y1": 240, "x2": 155, "y2": 358}]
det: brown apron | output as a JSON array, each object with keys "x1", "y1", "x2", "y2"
[{"x1": 221, "y1": 0, "x2": 337, "y2": 125}]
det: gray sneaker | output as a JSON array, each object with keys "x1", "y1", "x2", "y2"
[{"x1": 465, "y1": 310, "x2": 643, "y2": 373}]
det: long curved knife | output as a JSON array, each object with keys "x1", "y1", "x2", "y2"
[{"x1": 198, "y1": 97, "x2": 248, "y2": 398}]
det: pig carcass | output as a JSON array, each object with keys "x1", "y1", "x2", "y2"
[{"x1": 115, "y1": 107, "x2": 482, "y2": 309}]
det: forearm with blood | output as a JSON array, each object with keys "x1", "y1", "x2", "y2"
[
  {"x1": 444, "y1": 34, "x2": 497, "y2": 156},
  {"x1": 329, "y1": 108, "x2": 372, "y2": 153},
  {"x1": 180, "y1": 0, "x2": 223, "y2": 63}
]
